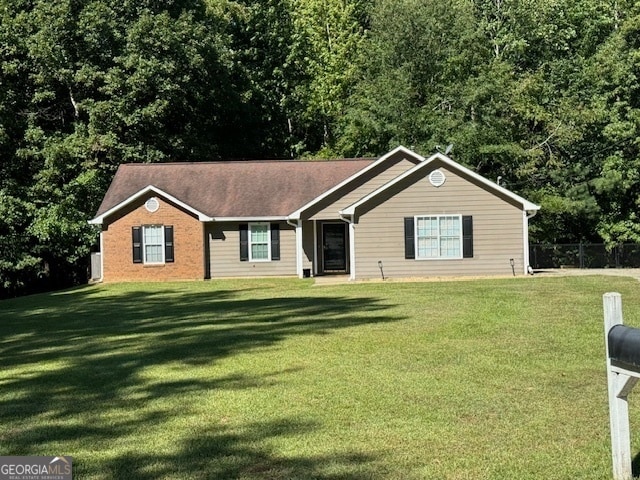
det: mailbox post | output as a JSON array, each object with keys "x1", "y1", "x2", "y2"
[{"x1": 604, "y1": 292, "x2": 640, "y2": 480}]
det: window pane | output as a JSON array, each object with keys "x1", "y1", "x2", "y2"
[
  {"x1": 439, "y1": 216, "x2": 460, "y2": 236},
  {"x1": 440, "y1": 216, "x2": 460, "y2": 257},
  {"x1": 426, "y1": 217, "x2": 438, "y2": 236},
  {"x1": 145, "y1": 245, "x2": 163, "y2": 263},
  {"x1": 418, "y1": 237, "x2": 438, "y2": 258},
  {"x1": 251, "y1": 244, "x2": 268, "y2": 260},
  {"x1": 417, "y1": 217, "x2": 437, "y2": 237},
  {"x1": 417, "y1": 218, "x2": 426, "y2": 237},
  {"x1": 440, "y1": 237, "x2": 460, "y2": 257},
  {"x1": 145, "y1": 225, "x2": 163, "y2": 244},
  {"x1": 251, "y1": 224, "x2": 268, "y2": 242}
]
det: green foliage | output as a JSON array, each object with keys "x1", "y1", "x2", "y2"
[
  {"x1": 3, "y1": 0, "x2": 640, "y2": 295},
  {"x1": 586, "y1": 5, "x2": 640, "y2": 244},
  {"x1": 0, "y1": 0, "x2": 246, "y2": 296},
  {"x1": 337, "y1": 0, "x2": 639, "y2": 246},
  {"x1": 286, "y1": 0, "x2": 367, "y2": 156},
  {"x1": 0, "y1": 192, "x2": 40, "y2": 295}
]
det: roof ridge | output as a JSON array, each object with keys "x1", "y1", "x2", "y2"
[{"x1": 118, "y1": 158, "x2": 376, "y2": 166}]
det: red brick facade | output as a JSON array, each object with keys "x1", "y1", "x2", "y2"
[{"x1": 101, "y1": 195, "x2": 205, "y2": 282}]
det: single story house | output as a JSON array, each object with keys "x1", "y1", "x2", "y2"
[{"x1": 89, "y1": 146, "x2": 540, "y2": 282}]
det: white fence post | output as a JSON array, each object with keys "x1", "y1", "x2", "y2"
[{"x1": 604, "y1": 292, "x2": 637, "y2": 480}]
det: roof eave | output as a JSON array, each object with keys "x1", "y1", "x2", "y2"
[{"x1": 210, "y1": 216, "x2": 289, "y2": 222}]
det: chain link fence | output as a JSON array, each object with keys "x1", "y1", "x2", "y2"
[{"x1": 529, "y1": 243, "x2": 640, "y2": 269}]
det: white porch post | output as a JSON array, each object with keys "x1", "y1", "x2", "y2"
[
  {"x1": 296, "y1": 220, "x2": 304, "y2": 278},
  {"x1": 522, "y1": 210, "x2": 530, "y2": 275},
  {"x1": 349, "y1": 220, "x2": 356, "y2": 281},
  {"x1": 313, "y1": 220, "x2": 318, "y2": 276},
  {"x1": 523, "y1": 209, "x2": 538, "y2": 274}
]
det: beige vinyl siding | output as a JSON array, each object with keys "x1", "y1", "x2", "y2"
[
  {"x1": 310, "y1": 155, "x2": 419, "y2": 220},
  {"x1": 207, "y1": 221, "x2": 297, "y2": 277},
  {"x1": 354, "y1": 164, "x2": 525, "y2": 279}
]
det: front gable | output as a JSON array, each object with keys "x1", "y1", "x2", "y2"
[
  {"x1": 341, "y1": 152, "x2": 540, "y2": 219},
  {"x1": 288, "y1": 146, "x2": 424, "y2": 221},
  {"x1": 341, "y1": 153, "x2": 541, "y2": 279},
  {"x1": 90, "y1": 185, "x2": 212, "y2": 225},
  {"x1": 100, "y1": 192, "x2": 205, "y2": 282}
]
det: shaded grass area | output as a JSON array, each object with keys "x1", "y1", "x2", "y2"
[{"x1": 1, "y1": 276, "x2": 640, "y2": 479}]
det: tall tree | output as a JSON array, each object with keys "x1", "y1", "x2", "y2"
[
  {"x1": 337, "y1": 0, "x2": 635, "y2": 244},
  {"x1": 586, "y1": 4, "x2": 640, "y2": 245},
  {"x1": 0, "y1": 0, "x2": 243, "y2": 296},
  {"x1": 286, "y1": 0, "x2": 368, "y2": 156}
]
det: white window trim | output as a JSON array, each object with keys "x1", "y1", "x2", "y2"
[
  {"x1": 143, "y1": 225, "x2": 165, "y2": 265},
  {"x1": 414, "y1": 215, "x2": 463, "y2": 260},
  {"x1": 249, "y1": 222, "x2": 271, "y2": 262}
]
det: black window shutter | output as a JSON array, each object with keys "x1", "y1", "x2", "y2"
[
  {"x1": 270, "y1": 223, "x2": 280, "y2": 261},
  {"x1": 404, "y1": 217, "x2": 415, "y2": 259},
  {"x1": 462, "y1": 216, "x2": 474, "y2": 258},
  {"x1": 239, "y1": 224, "x2": 249, "y2": 261},
  {"x1": 164, "y1": 225, "x2": 174, "y2": 263},
  {"x1": 132, "y1": 226, "x2": 142, "y2": 263}
]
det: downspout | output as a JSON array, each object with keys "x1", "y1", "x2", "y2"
[
  {"x1": 339, "y1": 213, "x2": 356, "y2": 281},
  {"x1": 523, "y1": 209, "x2": 538, "y2": 274},
  {"x1": 287, "y1": 217, "x2": 304, "y2": 278}
]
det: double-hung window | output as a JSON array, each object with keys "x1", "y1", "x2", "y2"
[
  {"x1": 416, "y1": 215, "x2": 462, "y2": 259},
  {"x1": 249, "y1": 223, "x2": 270, "y2": 261},
  {"x1": 132, "y1": 225, "x2": 174, "y2": 264},
  {"x1": 239, "y1": 223, "x2": 281, "y2": 262},
  {"x1": 144, "y1": 225, "x2": 164, "y2": 263},
  {"x1": 405, "y1": 215, "x2": 473, "y2": 260}
]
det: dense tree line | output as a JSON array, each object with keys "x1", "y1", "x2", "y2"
[{"x1": 0, "y1": 0, "x2": 638, "y2": 296}]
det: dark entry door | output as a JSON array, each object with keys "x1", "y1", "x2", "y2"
[{"x1": 322, "y1": 223, "x2": 347, "y2": 272}]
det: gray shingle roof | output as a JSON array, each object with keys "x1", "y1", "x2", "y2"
[{"x1": 95, "y1": 159, "x2": 376, "y2": 219}]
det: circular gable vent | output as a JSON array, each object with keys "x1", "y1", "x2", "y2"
[
  {"x1": 429, "y1": 169, "x2": 446, "y2": 187},
  {"x1": 145, "y1": 197, "x2": 160, "y2": 213}
]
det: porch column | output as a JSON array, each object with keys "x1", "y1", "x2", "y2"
[
  {"x1": 522, "y1": 210, "x2": 528, "y2": 275},
  {"x1": 313, "y1": 220, "x2": 318, "y2": 276},
  {"x1": 296, "y1": 220, "x2": 304, "y2": 278},
  {"x1": 349, "y1": 221, "x2": 356, "y2": 281},
  {"x1": 523, "y1": 209, "x2": 537, "y2": 274}
]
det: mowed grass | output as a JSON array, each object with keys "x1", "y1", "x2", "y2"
[{"x1": 2, "y1": 276, "x2": 640, "y2": 479}]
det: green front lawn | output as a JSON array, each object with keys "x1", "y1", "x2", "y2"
[{"x1": 1, "y1": 276, "x2": 639, "y2": 479}]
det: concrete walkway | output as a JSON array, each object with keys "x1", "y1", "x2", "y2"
[{"x1": 313, "y1": 275, "x2": 351, "y2": 285}]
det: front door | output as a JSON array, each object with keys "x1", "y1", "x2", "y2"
[{"x1": 322, "y1": 223, "x2": 347, "y2": 272}]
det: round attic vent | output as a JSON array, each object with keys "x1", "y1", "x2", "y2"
[
  {"x1": 145, "y1": 197, "x2": 160, "y2": 213},
  {"x1": 429, "y1": 169, "x2": 446, "y2": 187}
]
